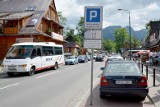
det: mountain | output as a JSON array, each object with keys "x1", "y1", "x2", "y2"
[{"x1": 102, "y1": 26, "x2": 148, "y2": 41}]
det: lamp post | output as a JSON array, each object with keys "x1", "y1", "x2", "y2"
[{"x1": 118, "y1": 9, "x2": 131, "y2": 60}]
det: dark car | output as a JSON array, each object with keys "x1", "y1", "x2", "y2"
[
  {"x1": 78, "y1": 55, "x2": 88, "y2": 63},
  {"x1": 100, "y1": 61, "x2": 148, "y2": 101},
  {"x1": 96, "y1": 54, "x2": 103, "y2": 61}
]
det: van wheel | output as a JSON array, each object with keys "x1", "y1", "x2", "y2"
[
  {"x1": 54, "y1": 62, "x2": 58, "y2": 70},
  {"x1": 27, "y1": 67, "x2": 35, "y2": 76},
  {"x1": 7, "y1": 72, "x2": 14, "y2": 77}
]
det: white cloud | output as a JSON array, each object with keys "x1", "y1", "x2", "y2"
[{"x1": 55, "y1": 0, "x2": 160, "y2": 31}]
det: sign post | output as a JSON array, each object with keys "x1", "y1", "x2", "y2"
[{"x1": 84, "y1": 6, "x2": 103, "y2": 106}]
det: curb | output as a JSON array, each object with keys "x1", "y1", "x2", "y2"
[{"x1": 147, "y1": 94, "x2": 156, "y2": 107}]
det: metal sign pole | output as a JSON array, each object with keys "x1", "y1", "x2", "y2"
[{"x1": 90, "y1": 48, "x2": 94, "y2": 106}]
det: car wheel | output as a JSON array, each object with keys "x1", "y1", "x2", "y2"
[
  {"x1": 7, "y1": 72, "x2": 14, "y2": 77},
  {"x1": 27, "y1": 66, "x2": 35, "y2": 76},
  {"x1": 137, "y1": 97, "x2": 146, "y2": 102},
  {"x1": 54, "y1": 62, "x2": 58, "y2": 70}
]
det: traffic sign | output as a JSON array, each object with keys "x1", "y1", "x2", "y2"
[
  {"x1": 84, "y1": 6, "x2": 103, "y2": 29},
  {"x1": 84, "y1": 30, "x2": 102, "y2": 40},
  {"x1": 84, "y1": 40, "x2": 101, "y2": 49}
]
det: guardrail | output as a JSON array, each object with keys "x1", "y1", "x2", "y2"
[{"x1": 140, "y1": 63, "x2": 159, "y2": 87}]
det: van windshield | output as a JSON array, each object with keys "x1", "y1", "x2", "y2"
[{"x1": 6, "y1": 45, "x2": 34, "y2": 59}]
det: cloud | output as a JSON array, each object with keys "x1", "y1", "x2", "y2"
[{"x1": 55, "y1": 0, "x2": 160, "y2": 30}]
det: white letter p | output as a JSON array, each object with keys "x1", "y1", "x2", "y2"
[{"x1": 90, "y1": 11, "x2": 97, "y2": 21}]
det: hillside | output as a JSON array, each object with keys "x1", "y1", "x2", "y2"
[{"x1": 102, "y1": 26, "x2": 148, "y2": 41}]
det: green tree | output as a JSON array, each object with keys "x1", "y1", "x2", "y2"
[
  {"x1": 66, "y1": 27, "x2": 75, "y2": 37},
  {"x1": 114, "y1": 28, "x2": 129, "y2": 52},
  {"x1": 76, "y1": 17, "x2": 85, "y2": 37},
  {"x1": 75, "y1": 17, "x2": 85, "y2": 46},
  {"x1": 58, "y1": 11, "x2": 67, "y2": 26},
  {"x1": 103, "y1": 39, "x2": 116, "y2": 52}
]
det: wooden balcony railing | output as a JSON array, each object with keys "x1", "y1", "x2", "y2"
[{"x1": 3, "y1": 27, "x2": 18, "y2": 34}]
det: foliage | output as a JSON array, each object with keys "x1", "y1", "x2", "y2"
[
  {"x1": 76, "y1": 17, "x2": 85, "y2": 37},
  {"x1": 114, "y1": 28, "x2": 129, "y2": 52},
  {"x1": 58, "y1": 11, "x2": 67, "y2": 26},
  {"x1": 66, "y1": 27, "x2": 75, "y2": 37},
  {"x1": 103, "y1": 39, "x2": 116, "y2": 52},
  {"x1": 73, "y1": 35, "x2": 83, "y2": 47}
]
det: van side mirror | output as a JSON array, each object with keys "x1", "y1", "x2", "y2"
[{"x1": 100, "y1": 67, "x2": 104, "y2": 70}]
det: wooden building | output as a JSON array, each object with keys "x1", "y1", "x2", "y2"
[
  {"x1": 63, "y1": 36, "x2": 81, "y2": 56},
  {"x1": 143, "y1": 21, "x2": 160, "y2": 51},
  {"x1": 0, "y1": 0, "x2": 64, "y2": 60}
]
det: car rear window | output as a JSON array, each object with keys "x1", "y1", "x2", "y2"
[{"x1": 105, "y1": 63, "x2": 141, "y2": 73}]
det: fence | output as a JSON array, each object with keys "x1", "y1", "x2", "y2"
[{"x1": 140, "y1": 62, "x2": 159, "y2": 87}]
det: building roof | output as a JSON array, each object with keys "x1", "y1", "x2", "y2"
[
  {"x1": 63, "y1": 42, "x2": 80, "y2": 48},
  {"x1": 0, "y1": 0, "x2": 53, "y2": 12},
  {"x1": 0, "y1": 12, "x2": 33, "y2": 20},
  {"x1": 0, "y1": 13, "x2": 10, "y2": 17}
]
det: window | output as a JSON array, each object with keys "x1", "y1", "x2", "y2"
[
  {"x1": 42, "y1": 46, "x2": 54, "y2": 56},
  {"x1": 31, "y1": 49, "x2": 37, "y2": 58},
  {"x1": 37, "y1": 48, "x2": 41, "y2": 56},
  {"x1": 55, "y1": 47, "x2": 62, "y2": 55}
]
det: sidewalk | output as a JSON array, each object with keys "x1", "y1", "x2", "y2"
[
  {"x1": 147, "y1": 65, "x2": 160, "y2": 107},
  {"x1": 78, "y1": 64, "x2": 160, "y2": 107}
]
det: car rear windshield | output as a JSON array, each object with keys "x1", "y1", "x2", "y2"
[{"x1": 105, "y1": 63, "x2": 141, "y2": 73}]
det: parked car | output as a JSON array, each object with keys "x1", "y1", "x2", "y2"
[
  {"x1": 105, "y1": 55, "x2": 123, "y2": 66},
  {"x1": 65, "y1": 56, "x2": 78, "y2": 65},
  {"x1": 78, "y1": 55, "x2": 88, "y2": 63},
  {"x1": 93, "y1": 54, "x2": 97, "y2": 59},
  {"x1": 100, "y1": 61, "x2": 149, "y2": 101},
  {"x1": 87, "y1": 55, "x2": 91, "y2": 61},
  {"x1": 95, "y1": 54, "x2": 103, "y2": 61}
]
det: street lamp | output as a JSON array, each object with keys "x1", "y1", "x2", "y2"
[{"x1": 118, "y1": 9, "x2": 131, "y2": 60}]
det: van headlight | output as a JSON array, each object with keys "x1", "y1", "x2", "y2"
[{"x1": 18, "y1": 64, "x2": 27, "y2": 68}]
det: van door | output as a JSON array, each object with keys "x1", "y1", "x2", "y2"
[
  {"x1": 35, "y1": 46, "x2": 42, "y2": 70},
  {"x1": 30, "y1": 46, "x2": 42, "y2": 71}
]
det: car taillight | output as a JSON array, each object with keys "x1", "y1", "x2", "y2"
[
  {"x1": 138, "y1": 76, "x2": 148, "y2": 87},
  {"x1": 100, "y1": 75, "x2": 108, "y2": 86}
]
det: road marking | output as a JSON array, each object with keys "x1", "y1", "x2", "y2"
[
  {"x1": 65, "y1": 66, "x2": 76, "y2": 70},
  {"x1": 0, "y1": 83, "x2": 20, "y2": 90},
  {"x1": 36, "y1": 72, "x2": 55, "y2": 79}
]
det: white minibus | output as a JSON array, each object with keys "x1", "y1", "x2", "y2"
[{"x1": 2, "y1": 42, "x2": 64, "y2": 76}]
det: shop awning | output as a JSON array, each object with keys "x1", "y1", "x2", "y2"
[{"x1": 0, "y1": 12, "x2": 34, "y2": 20}]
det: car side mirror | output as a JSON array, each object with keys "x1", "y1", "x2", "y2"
[{"x1": 100, "y1": 67, "x2": 104, "y2": 70}]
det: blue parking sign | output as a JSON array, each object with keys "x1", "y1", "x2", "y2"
[
  {"x1": 84, "y1": 6, "x2": 103, "y2": 29},
  {"x1": 86, "y1": 8, "x2": 100, "y2": 22}
]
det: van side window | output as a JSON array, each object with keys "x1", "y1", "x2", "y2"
[
  {"x1": 37, "y1": 48, "x2": 41, "y2": 56},
  {"x1": 31, "y1": 49, "x2": 37, "y2": 58},
  {"x1": 42, "y1": 46, "x2": 54, "y2": 56},
  {"x1": 55, "y1": 47, "x2": 62, "y2": 55}
]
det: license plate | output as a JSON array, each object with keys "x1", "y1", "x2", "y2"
[
  {"x1": 115, "y1": 80, "x2": 132, "y2": 84},
  {"x1": 8, "y1": 67, "x2": 16, "y2": 70}
]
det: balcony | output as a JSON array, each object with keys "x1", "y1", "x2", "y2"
[
  {"x1": 51, "y1": 32, "x2": 63, "y2": 41},
  {"x1": 3, "y1": 27, "x2": 18, "y2": 34}
]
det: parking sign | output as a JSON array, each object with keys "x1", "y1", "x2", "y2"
[{"x1": 84, "y1": 6, "x2": 103, "y2": 29}]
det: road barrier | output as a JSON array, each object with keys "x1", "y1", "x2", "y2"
[{"x1": 140, "y1": 63, "x2": 158, "y2": 87}]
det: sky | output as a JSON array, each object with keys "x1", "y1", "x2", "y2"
[{"x1": 55, "y1": 0, "x2": 160, "y2": 31}]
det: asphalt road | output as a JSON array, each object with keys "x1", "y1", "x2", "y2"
[{"x1": 0, "y1": 59, "x2": 155, "y2": 107}]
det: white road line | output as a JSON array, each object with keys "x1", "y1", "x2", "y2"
[
  {"x1": 36, "y1": 72, "x2": 55, "y2": 79},
  {"x1": 0, "y1": 83, "x2": 20, "y2": 90},
  {"x1": 65, "y1": 66, "x2": 76, "y2": 70}
]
